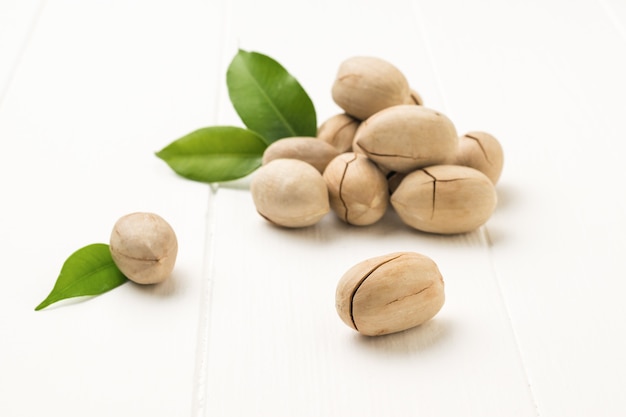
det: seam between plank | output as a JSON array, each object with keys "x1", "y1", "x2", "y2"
[
  {"x1": 410, "y1": 1, "x2": 541, "y2": 414},
  {"x1": 191, "y1": 184, "x2": 219, "y2": 417},
  {"x1": 191, "y1": 0, "x2": 233, "y2": 414},
  {"x1": 482, "y1": 226, "x2": 541, "y2": 417},
  {"x1": 598, "y1": 0, "x2": 626, "y2": 44}
]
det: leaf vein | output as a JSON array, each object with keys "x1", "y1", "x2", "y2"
[{"x1": 238, "y1": 62, "x2": 298, "y2": 137}]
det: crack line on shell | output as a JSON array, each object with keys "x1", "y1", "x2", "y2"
[
  {"x1": 335, "y1": 117, "x2": 358, "y2": 137},
  {"x1": 420, "y1": 169, "x2": 472, "y2": 220},
  {"x1": 117, "y1": 253, "x2": 161, "y2": 263},
  {"x1": 422, "y1": 168, "x2": 437, "y2": 220},
  {"x1": 385, "y1": 284, "x2": 432, "y2": 306},
  {"x1": 349, "y1": 253, "x2": 405, "y2": 330},
  {"x1": 464, "y1": 133, "x2": 491, "y2": 164},
  {"x1": 339, "y1": 154, "x2": 358, "y2": 224},
  {"x1": 359, "y1": 143, "x2": 426, "y2": 160}
]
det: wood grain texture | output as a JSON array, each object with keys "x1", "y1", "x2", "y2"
[
  {"x1": 200, "y1": 1, "x2": 535, "y2": 415},
  {"x1": 2, "y1": 0, "x2": 626, "y2": 416},
  {"x1": 205, "y1": 189, "x2": 536, "y2": 417},
  {"x1": 0, "y1": 1, "x2": 217, "y2": 416},
  {"x1": 415, "y1": 0, "x2": 626, "y2": 415}
]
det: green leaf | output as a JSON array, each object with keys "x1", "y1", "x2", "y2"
[
  {"x1": 155, "y1": 126, "x2": 267, "y2": 183},
  {"x1": 227, "y1": 49, "x2": 317, "y2": 143},
  {"x1": 35, "y1": 243, "x2": 128, "y2": 311}
]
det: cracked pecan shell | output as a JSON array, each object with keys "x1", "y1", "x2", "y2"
[
  {"x1": 335, "y1": 252, "x2": 445, "y2": 336},
  {"x1": 354, "y1": 105, "x2": 458, "y2": 173},
  {"x1": 391, "y1": 165, "x2": 497, "y2": 234}
]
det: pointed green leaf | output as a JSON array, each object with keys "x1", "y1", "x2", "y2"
[
  {"x1": 227, "y1": 49, "x2": 317, "y2": 143},
  {"x1": 155, "y1": 126, "x2": 267, "y2": 183},
  {"x1": 35, "y1": 243, "x2": 128, "y2": 311}
]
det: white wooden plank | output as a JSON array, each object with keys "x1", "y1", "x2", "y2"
[
  {"x1": 0, "y1": 1, "x2": 220, "y2": 416},
  {"x1": 201, "y1": 0, "x2": 537, "y2": 415},
  {"x1": 205, "y1": 190, "x2": 537, "y2": 417},
  {"x1": 415, "y1": 0, "x2": 626, "y2": 415},
  {"x1": 0, "y1": 0, "x2": 42, "y2": 102},
  {"x1": 4, "y1": 0, "x2": 624, "y2": 416},
  {"x1": 600, "y1": 0, "x2": 626, "y2": 42}
]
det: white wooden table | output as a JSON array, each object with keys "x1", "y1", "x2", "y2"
[{"x1": 2, "y1": 0, "x2": 626, "y2": 416}]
